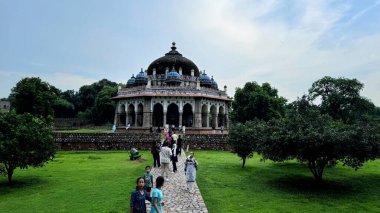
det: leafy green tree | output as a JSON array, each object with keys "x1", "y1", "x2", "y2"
[
  {"x1": 52, "y1": 98, "x2": 75, "y2": 118},
  {"x1": 231, "y1": 82, "x2": 287, "y2": 123},
  {"x1": 9, "y1": 77, "x2": 60, "y2": 117},
  {"x1": 309, "y1": 76, "x2": 375, "y2": 123},
  {"x1": 259, "y1": 97, "x2": 380, "y2": 182},
  {"x1": 92, "y1": 85, "x2": 118, "y2": 124},
  {"x1": 228, "y1": 121, "x2": 265, "y2": 168},
  {"x1": 0, "y1": 111, "x2": 55, "y2": 184}
]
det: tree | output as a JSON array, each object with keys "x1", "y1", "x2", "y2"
[
  {"x1": 309, "y1": 76, "x2": 375, "y2": 123},
  {"x1": 259, "y1": 97, "x2": 380, "y2": 182},
  {"x1": 52, "y1": 98, "x2": 75, "y2": 118},
  {"x1": 92, "y1": 85, "x2": 118, "y2": 124},
  {"x1": 231, "y1": 82, "x2": 287, "y2": 123},
  {"x1": 0, "y1": 111, "x2": 56, "y2": 185},
  {"x1": 8, "y1": 77, "x2": 60, "y2": 117},
  {"x1": 227, "y1": 120, "x2": 266, "y2": 168}
]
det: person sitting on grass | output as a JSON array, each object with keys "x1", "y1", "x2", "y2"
[
  {"x1": 130, "y1": 177, "x2": 151, "y2": 213},
  {"x1": 151, "y1": 176, "x2": 165, "y2": 213}
]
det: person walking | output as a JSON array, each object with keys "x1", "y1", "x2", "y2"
[
  {"x1": 151, "y1": 142, "x2": 161, "y2": 168},
  {"x1": 160, "y1": 142, "x2": 172, "y2": 181},
  {"x1": 184, "y1": 152, "x2": 198, "y2": 193},
  {"x1": 143, "y1": 166, "x2": 154, "y2": 194},
  {"x1": 130, "y1": 177, "x2": 151, "y2": 213},
  {"x1": 176, "y1": 135, "x2": 183, "y2": 156},
  {"x1": 150, "y1": 176, "x2": 165, "y2": 213},
  {"x1": 171, "y1": 141, "x2": 178, "y2": 173}
]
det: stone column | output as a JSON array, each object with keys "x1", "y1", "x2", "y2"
[
  {"x1": 143, "y1": 98, "x2": 152, "y2": 127},
  {"x1": 179, "y1": 112, "x2": 183, "y2": 127},
  {"x1": 163, "y1": 111, "x2": 167, "y2": 126},
  {"x1": 194, "y1": 99, "x2": 202, "y2": 128}
]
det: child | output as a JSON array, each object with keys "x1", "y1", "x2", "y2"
[
  {"x1": 130, "y1": 177, "x2": 151, "y2": 213},
  {"x1": 151, "y1": 176, "x2": 165, "y2": 213},
  {"x1": 143, "y1": 166, "x2": 154, "y2": 193}
]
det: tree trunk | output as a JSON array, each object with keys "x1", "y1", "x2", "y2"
[
  {"x1": 308, "y1": 159, "x2": 326, "y2": 183},
  {"x1": 5, "y1": 164, "x2": 14, "y2": 185},
  {"x1": 242, "y1": 157, "x2": 246, "y2": 168}
]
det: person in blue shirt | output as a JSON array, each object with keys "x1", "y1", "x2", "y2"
[
  {"x1": 130, "y1": 177, "x2": 151, "y2": 213},
  {"x1": 151, "y1": 176, "x2": 165, "y2": 213}
]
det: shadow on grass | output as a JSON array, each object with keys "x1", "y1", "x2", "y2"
[
  {"x1": 267, "y1": 175, "x2": 355, "y2": 196},
  {"x1": 263, "y1": 162, "x2": 380, "y2": 199},
  {"x1": 0, "y1": 176, "x2": 48, "y2": 195}
]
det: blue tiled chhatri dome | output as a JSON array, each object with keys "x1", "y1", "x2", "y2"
[
  {"x1": 114, "y1": 42, "x2": 231, "y2": 133},
  {"x1": 135, "y1": 68, "x2": 148, "y2": 85},
  {"x1": 127, "y1": 74, "x2": 135, "y2": 87}
]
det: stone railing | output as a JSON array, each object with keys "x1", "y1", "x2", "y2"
[{"x1": 54, "y1": 132, "x2": 229, "y2": 151}]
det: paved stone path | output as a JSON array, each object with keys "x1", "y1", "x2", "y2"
[{"x1": 147, "y1": 151, "x2": 208, "y2": 213}]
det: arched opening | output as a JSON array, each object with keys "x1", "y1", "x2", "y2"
[
  {"x1": 127, "y1": 104, "x2": 135, "y2": 126},
  {"x1": 137, "y1": 103, "x2": 144, "y2": 127},
  {"x1": 218, "y1": 106, "x2": 224, "y2": 127},
  {"x1": 119, "y1": 104, "x2": 126, "y2": 126},
  {"x1": 167, "y1": 103, "x2": 179, "y2": 127},
  {"x1": 182, "y1": 104, "x2": 193, "y2": 127},
  {"x1": 153, "y1": 104, "x2": 163, "y2": 127},
  {"x1": 201, "y1": 104, "x2": 208, "y2": 127},
  {"x1": 210, "y1": 105, "x2": 217, "y2": 128}
]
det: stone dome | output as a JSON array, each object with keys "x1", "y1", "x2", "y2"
[
  {"x1": 210, "y1": 76, "x2": 218, "y2": 89},
  {"x1": 165, "y1": 67, "x2": 182, "y2": 85},
  {"x1": 199, "y1": 70, "x2": 212, "y2": 87},
  {"x1": 147, "y1": 42, "x2": 200, "y2": 77},
  {"x1": 127, "y1": 74, "x2": 136, "y2": 87},
  {"x1": 135, "y1": 69, "x2": 148, "y2": 85}
]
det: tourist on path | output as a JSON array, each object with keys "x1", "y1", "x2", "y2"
[
  {"x1": 176, "y1": 135, "x2": 183, "y2": 156},
  {"x1": 143, "y1": 166, "x2": 154, "y2": 193},
  {"x1": 151, "y1": 142, "x2": 161, "y2": 168},
  {"x1": 171, "y1": 141, "x2": 178, "y2": 173},
  {"x1": 160, "y1": 142, "x2": 172, "y2": 181},
  {"x1": 184, "y1": 152, "x2": 198, "y2": 193},
  {"x1": 130, "y1": 177, "x2": 151, "y2": 213},
  {"x1": 151, "y1": 176, "x2": 165, "y2": 213}
]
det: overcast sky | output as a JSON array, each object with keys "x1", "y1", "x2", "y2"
[{"x1": 1, "y1": 0, "x2": 380, "y2": 105}]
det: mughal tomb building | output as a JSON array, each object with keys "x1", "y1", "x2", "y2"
[{"x1": 113, "y1": 42, "x2": 231, "y2": 133}]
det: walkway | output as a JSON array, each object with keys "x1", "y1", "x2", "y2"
[{"x1": 147, "y1": 151, "x2": 208, "y2": 213}]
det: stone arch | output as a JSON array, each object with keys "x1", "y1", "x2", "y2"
[
  {"x1": 137, "y1": 103, "x2": 144, "y2": 127},
  {"x1": 167, "y1": 103, "x2": 179, "y2": 127},
  {"x1": 119, "y1": 104, "x2": 126, "y2": 126},
  {"x1": 218, "y1": 106, "x2": 225, "y2": 127},
  {"x1": 182, "y1": 103, "x2": 193, "y2": 127},
  {"x1": 127, "y1": 104, "x2": 135, "y2": 126},
  {"x1": 201, "y1": 104, "x2": 208, "y2": 127},
  {"x1": 210, "y1": 105, "x2": 217, "y2": 128},
  {"x1": 153, "y1": 103, "x2": 164, "y2": 127}
]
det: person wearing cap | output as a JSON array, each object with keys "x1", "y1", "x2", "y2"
[{"x1": 184, "y1": 152, "x2": 198, "y2": 193}]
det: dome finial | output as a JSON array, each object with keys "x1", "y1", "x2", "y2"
[{"x1": 171, "y1": 42, "x2": 176, "y2": 51}]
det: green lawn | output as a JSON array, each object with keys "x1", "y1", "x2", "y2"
[
  {"x1": 0, "y1": 151, "x2": 147, "y2": 212},
  {"x1": 0, "y1": 151, "x2": 379, "y2": 213},
  {"x1": 196, "y1": 151, "x2": 380, "y2": 213}
]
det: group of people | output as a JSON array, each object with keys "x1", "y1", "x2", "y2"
[{"x1": 130, "y1": 138, "x2": 198, "y2": 213}]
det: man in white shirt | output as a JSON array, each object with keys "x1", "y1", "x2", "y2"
[{"x1": 160, "y1": 142, "x2": 172, "y2": 181}]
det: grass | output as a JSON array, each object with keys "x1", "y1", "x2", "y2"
[
  {"x1": 196, "y1": 151, "x2": 380, "y2": 213},
  {"x1": 0, "y1": 151, "x2": 150, "y2": 212},
  {"x1": 0, "y1": 151, "x2": 379, "y2": 213},
  {"x1": 56, "y1": 129, "x2": 111, "y2": 133}
]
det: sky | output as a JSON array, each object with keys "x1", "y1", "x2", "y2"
[{"x1": 1, "y1": 0, "x2": 380, "y2": 105}]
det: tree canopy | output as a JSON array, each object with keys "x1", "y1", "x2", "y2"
[
  {"x1": 9, "y1": 77, "x2": 60, "y2": 117},
  {"x1": 0, "y1": 111, "x2": 56, "y2": 184},
  {"x1": 258, "y1": 97, "x2": 380, "y2": 182},
  {"x1": 231, "y1": 82, "x2": 287, "y2": 123},
  {"x1": 309, "y1": 76, "x2": 375, "y2": 123}
]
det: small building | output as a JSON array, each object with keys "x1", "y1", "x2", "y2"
[
  {"x1": 0, "y1": 100, "x2": 10, "y2": 113},
  {"x1": 113, "y1": 43, "x2": 232, "y2": 133}
]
